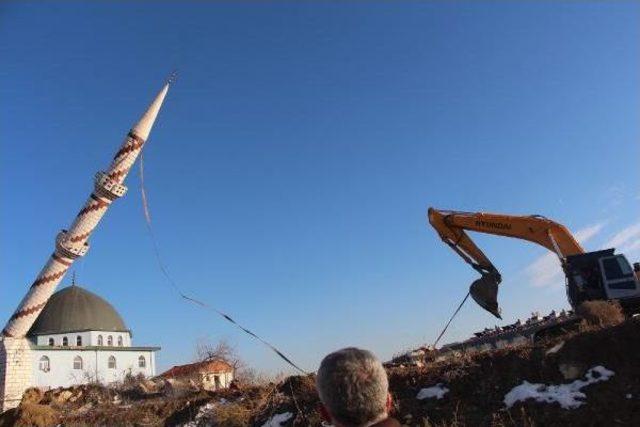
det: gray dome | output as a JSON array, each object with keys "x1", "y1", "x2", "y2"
[{"x1": 28, "y1": 285, "x2": 128, "y2": 335}]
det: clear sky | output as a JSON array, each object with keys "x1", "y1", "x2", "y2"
[{"x1": 1, "y1": 1, "x2": 639, "y2": 375}]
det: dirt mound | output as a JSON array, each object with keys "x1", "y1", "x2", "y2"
[
  {"x1": 576, "y1": 300, "x2": 626, "y2": 328},
  {"x1": 388, "y1": 319, "x2": 640, "y2": 426},
  {"x1": 254, "y1": 320, "x2": 640, "y2": 426},
  {"x1": 1, "y1": 319, "x2": 639, "y2": 426},
  {"x1": 251, "y1": 375, "x2": 321, "y2": 426}
]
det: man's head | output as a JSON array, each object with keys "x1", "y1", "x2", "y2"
[{"x1": 316, "y1": 347, "x2": 392, "y2": 427}]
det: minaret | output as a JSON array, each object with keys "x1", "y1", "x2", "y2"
[{"x1": 0, "y1": 80, "x2": 171, "y2": 410}]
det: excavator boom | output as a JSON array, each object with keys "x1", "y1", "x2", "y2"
[{"x1": 428, "y1": 208, "x2": 586, "y2": 318}]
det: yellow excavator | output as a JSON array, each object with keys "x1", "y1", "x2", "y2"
[{"x1": 428, "y1": 208, "x2": 640, "y2": 319}]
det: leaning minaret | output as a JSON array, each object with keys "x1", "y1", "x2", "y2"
[{"x1": 0, "y1": 80, "x2": 171, "y2": 410}]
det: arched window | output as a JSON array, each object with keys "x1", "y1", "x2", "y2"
[
  {"x1": 138, "y1": 355, "x2": 146, "y2": 368},
  {"x1": 62, "y1": 337, "x2": 68, "y2": 346},
  {"x1": 117, "y1": 336, "x2": 123, "y2": 347},
  {"x1": 73, "y1": 356, "x2": 83, "y2": 370},
  {"x1": 107, "y1": 336, "x2": 113, "y2": 346},
  {"x1": 39, "y1": 356, "x2": 50, "y2": 372},
  {"x1": 48, "y1": 338, "x2": 54, "y2": 346},
  {"x1": 97, "y1": 335, "x2": 103, "y2": 346},
  {"x1": 76, "y1": 335, "x2": 82, "y2": 346},
  {"x1": 108, "y1": 356, "x2": 116, "y2": 369}
]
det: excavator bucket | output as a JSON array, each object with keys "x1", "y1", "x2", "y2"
[{"x1": 470, "y1": 274, "x2": 502, "y2": 319}]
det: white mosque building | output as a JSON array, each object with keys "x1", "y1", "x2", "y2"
[{"x1": 27, "y1": 284, "x2": 159, "y2": 389}]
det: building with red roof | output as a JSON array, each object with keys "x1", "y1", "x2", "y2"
[{"x1": 160, "y1": 359, "x2": 234, "y2": 390}]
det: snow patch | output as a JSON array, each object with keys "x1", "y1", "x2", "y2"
[
  {"x1": 545, "y1": 341, "x2": 565, "y2": 355},
  {"x1": 504, "y1": 365, "x2": 614, "y2": 409},
  {"x1": 261, "y1": 412, "x2": 293, "y2": 427},
  {"x1": 417, "y1": 384, "x2": 449, "y2": 400},
  {"x1": 180, "y1": 402, "x2": 217, "y2": 427}
]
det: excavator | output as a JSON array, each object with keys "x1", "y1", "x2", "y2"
[{"x1": 428, "y1": 208, "x2": 640, "y2": 319}]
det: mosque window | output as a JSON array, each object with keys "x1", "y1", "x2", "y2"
[
  {"x1": 39, "y1": 356, "x2": 50, "y2": 372},
  {"x1": 97, "y1": 335, "x2": 103, "y2": 346},
  {"x1": 76, "y1": 335, "x2": 82, "y2": 346},
  {"x1": 138, "y1": 355, "x2": 146, "y2": 368},
  {"x1": 62, "y1": 337, "x2": 68, "y2": 346},
  {"x1": 108, "y1": 356, "x2": 117, "y2": 369},
  {"x1": 107, "y1": 335, "x2": 113, "y2": 346},
  {"x1": 117, "y1": 336, "x2": 123, "y2": 347},
  {"x1": 73, "y1": 356, "x2": 83, "y2": 370},
  {"x1": 48, "y1": 338, "x2": 54, "y2": 346}
]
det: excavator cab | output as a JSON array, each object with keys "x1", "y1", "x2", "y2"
[{"x1": 565, "y1": 249, "x2": 640, "y2": 313}]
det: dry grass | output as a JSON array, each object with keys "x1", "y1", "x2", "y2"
[
  {"x1": 19, "y1": 388, "x2": 43, "y2": 405},
  {"x1": 209, "y1": 403, "x2": 251, "y2": 427},
  {"x1": 13, "y1": 403, "x2": 59, "y2": 427},
  {"x1": 576, "y1": 300, "x2": 625, "y2": 328},
  {"x1": 419, "y1": 403, "x2": 465, "y2": 426}
]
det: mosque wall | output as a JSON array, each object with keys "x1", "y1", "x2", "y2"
[{"x1": 31, "y1": 348, "x2": 156, "y2": 389}]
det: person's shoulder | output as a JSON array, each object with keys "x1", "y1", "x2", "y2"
[{"x1": 370, "y1": 417, "x2": 401, "y2": 427}]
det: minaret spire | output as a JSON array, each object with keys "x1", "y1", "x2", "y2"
[{"x1": 130, "y1": 83, "x2": 169, "y2": 143}]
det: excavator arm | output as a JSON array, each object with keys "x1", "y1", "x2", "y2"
[{"x1": 428, "y1": 208, "x2": 585, "y2": 318}]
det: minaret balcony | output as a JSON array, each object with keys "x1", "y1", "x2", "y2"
[
  {"x1": 94, "y1": 171, "x2": 128, "y2": 200},
  {"x1": 56, "y1": 231, "x2": 89, "y2": 259}
]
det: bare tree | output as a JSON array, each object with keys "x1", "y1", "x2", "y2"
[
  {"x1": 233, "y1": 366, "x2": 274, "y2": 386},
  {"x1": 194, "y1": 337, "x2": 276, "y2": 386},
  {"x1": 194, "y1": 337, "x2": 244, "y2": 371}
]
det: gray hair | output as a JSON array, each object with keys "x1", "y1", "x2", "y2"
[{"x1": 316, "y1": 347, "x2": 389, "y2": 427}]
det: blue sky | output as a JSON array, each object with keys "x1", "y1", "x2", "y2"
[{"x1": 1, "y1": 1, "x2": 638, "y2": 374}]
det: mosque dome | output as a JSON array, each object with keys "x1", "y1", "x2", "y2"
[{"x1": 28, "y1": 285, "x2": 128, "y2": 335}]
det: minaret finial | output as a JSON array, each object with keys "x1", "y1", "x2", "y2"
[
  {"x1": 166, "y1": 70, "x2": 178, "y2": 85},
  {"x1": 71, "y1": 271, "x2": 76, "y2": 286}
]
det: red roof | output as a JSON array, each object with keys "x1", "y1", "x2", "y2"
[{"x1": 160, "y1": 359, "x2": 233, "y2": 378}]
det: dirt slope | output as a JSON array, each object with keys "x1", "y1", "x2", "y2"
[
  {"x1": 389, "y1": 319, "x2": 640, "y2": 426},
  {"x1": 1, "y1": 319, "x2": 639, "y2": 426}
]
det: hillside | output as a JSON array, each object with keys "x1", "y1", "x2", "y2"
[{"x1": 1, "y1": 318, "x2": 639, "y2": 426}]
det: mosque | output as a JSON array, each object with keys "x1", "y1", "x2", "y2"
[{"x1": 27, "y1": 283, "x2": 159, "y2": 389}]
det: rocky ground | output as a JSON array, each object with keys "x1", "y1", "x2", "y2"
[{"x1": 1, "y1": 316, "x2": 639, "y2": 426}]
